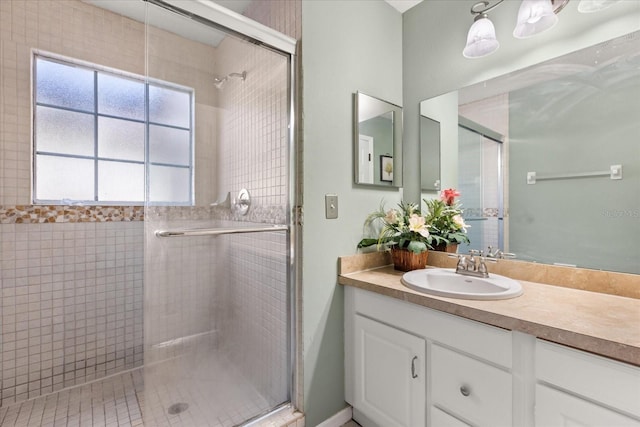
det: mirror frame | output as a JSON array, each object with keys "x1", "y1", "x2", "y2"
[{"x1": 353, "y1": 91, "x2": 403, "y2": 188}]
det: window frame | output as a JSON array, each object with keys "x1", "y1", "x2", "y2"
[{"x1": 32, "y1": 52, "x2": 195, "y2": 206}]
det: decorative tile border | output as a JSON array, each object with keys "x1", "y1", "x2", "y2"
[
  {"x1": 0, "y1": 205, "x2": 144, "y2": 224},
  {"x1": 1, "y1": 204, "x2": 288, "y2": 225},
  {"x1": 464, "y1": 207, "x2": 502, "y2": 218},
  {"x1": 144, "y1": 205, "x2": 213, "y2": 221},
  {"x1": 146, "y1": 204, "x2": 288, "y2": 224}
]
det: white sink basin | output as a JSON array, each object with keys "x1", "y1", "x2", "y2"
[{"x1": 401, "y1": 268, "x2": 523, "y2": 300}]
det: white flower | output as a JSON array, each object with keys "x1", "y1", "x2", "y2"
[
  {"x1": 409, "y1": 214, "x2": 430, "y2": 238},
  {"x1": 385, "y1": 209, "x2": 399, "y2": 224},
  {"x1": 453, "y1": 215, "x2": 469, "y2": 231}
]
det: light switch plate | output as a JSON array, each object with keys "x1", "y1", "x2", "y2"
[{"x1": 325, "y1": 194, "x2": 338, "y2": 219}]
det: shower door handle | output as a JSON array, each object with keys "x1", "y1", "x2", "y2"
[{"x1": 155, "y1": 224, "x2": 288, "y2": 238}]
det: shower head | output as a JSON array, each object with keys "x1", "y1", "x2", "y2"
[{"x1": 213, "y1": 71, "x2": 247, "y2": 89}]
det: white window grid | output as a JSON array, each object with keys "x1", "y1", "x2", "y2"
[{"x1": 32, "y1": 53, "x2": 194, "y2": 206}]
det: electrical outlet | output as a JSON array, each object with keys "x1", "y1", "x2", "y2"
[{"x1": 325, "y1": 194, "x2": 338, "y2": 219}]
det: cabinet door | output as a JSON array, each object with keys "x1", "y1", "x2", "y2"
[
  {"x1": 353, "y1": 314, "x2": 425, "y2": 427},
  {"x1": 536, "y1": 385, "x2": 640, "y2": 427}
]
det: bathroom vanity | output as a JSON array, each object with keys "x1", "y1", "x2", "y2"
[{"x1": 339, "y1": 253, "x2": 640, "y2": 427}]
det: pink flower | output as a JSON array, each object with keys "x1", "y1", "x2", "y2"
[{"x1": 441, "y1": 188, "x2": 461, "y2": 206}]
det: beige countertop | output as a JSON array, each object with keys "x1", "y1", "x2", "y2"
[{"x1": 339, "y1": 256, "x2": 640, "y2": 366}]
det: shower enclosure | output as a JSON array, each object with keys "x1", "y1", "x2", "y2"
[
  {"x1": 458, "y1": 121, "x2": 504, "y2": 253},
  {"x1": 141, "y1": 1, "x2": 297, "y2": 425}
]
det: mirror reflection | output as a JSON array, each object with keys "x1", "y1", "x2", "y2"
[
  {"x1": 354, "y1": 92, "x2": 402, "y2": 187},
  {"x1": 420, "y1": 115, "x2": 441, "y2": 191},
  {"x1": 420, "y1": 30, "x2": 640, "y2": 274}
]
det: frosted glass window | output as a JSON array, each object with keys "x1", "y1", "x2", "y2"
[
  {"x1": 98, "y1": 117, "x2": 145, "y2": 161},
  {"x1": 149, "y1": 166, "x2": 191, "y2": 203},
  {"x1": 36, "y1": 106, "x2": 95, "y2": 156},
  {"x1": 149, "y1": 86, "x2": 191, "y2": 128},
  {"x1": 98, "y1": 161, "x2": 144, "y2": 202},
  {"x1": 33, "y1": 54, "x2": 193, "y2": 205},
  {"x1": 36, "y1": 155, "x2": 94, "y2": 201},
  {"x1": 98, "y1": 73, "x2": 145, "y2": 120},
  {"x1": 149, "y1": 125, "x2": 190, "y2": 165},
  {"x1": 36, "y1": 58, "x2": 94, "y2": 112}
]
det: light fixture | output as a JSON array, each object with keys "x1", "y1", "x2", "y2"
[
  {"x1": 463, "y1": 0, "x2": 619, "y2": 58},
  {"x1": 577, "y1": 0, "x2": 621, "y2": 13},
  {"x1": 463, "y1": 1, "x2": 504, "y2": 58},
  {"x1": 513, "y1": 0, "x2": 558, "y2": 38}
]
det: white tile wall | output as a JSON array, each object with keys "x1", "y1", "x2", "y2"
[
  {"x1": 0, "y1": 222, "x2": 144, "y2": 407},
  {"x1": 1, "y1": 0, "x2": 224, "y2": 410}
]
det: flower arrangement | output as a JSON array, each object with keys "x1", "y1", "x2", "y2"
[
  {"x1": 357, "y1": 188, "x2": 470, "y2": 255},
  {"x1": 423, "y1": 188, "x2": 471, "y2": 247}
]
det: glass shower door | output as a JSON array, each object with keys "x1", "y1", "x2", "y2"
[
  {"x1": 142, "y1": 2, "x2": 292, "y2": 426},
  {"x1": 458, "y1": 124, "x2": 504, "y2": 253}
]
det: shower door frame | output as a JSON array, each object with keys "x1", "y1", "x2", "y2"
[{"x1": 143, "y1": 0, "x2": 301, "y2": 413}]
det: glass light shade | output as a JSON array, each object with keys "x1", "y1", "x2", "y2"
[
  {"x1": 513, "y1": 0, "x2": 558, "y2": 39},
  {"x1": 463, "y1": 17, "x2": 500, "y2": 59},
  {"x1": 578, "y1": 0, "x2": 621, "y2": 13}
]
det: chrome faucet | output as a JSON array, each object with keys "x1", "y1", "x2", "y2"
[
  {"x1": 486, "y1": 246, "x2": 517, "y2": 259},
  {"x1": 451, "y1": 250, "x2": 495, "y2": 278}
]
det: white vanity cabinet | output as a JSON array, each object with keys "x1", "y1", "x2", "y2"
[
  {"x1": 345, "y1": 286, "x2": 514, "y2": 427},
  {"x1": 344, "y1": 286, "x2": 640, "y2": 427},
  {"x1": 534, "y1": 340, "x2": 640, "y2": 427},
  {"x1": 352, "y1": 314, "x2": 425, "y2": 427}
]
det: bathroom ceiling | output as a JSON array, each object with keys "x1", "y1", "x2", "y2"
[{"x1": 384, "y1": 0, "x2": 424, "y2": 13}]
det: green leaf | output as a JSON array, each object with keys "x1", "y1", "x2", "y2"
[
  {"x1": 407, "y1": 241, "x2": 427, "y2": 254},
  {"x1": 357, "y1": 238, "x2": 380, "y2": 248}
]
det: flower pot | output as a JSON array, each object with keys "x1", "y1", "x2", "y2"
[
  {"x1": 433, "y1": 243, "x2": 458, "y2": 253},
  {"x1": 391, "y1": 247, "x2": 428, "y2": 271}
]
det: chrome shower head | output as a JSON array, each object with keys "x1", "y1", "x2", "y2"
[{"x1": 213, "y1": 71, "x2": 247, "y2": 89}]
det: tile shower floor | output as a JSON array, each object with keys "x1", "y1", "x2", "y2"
[
  {"x1": 0, "y1": 369, "x2": 144, "y2": 427},
  {"x1": 0, "y1": 353, "x2": 289, "y2": 427}
]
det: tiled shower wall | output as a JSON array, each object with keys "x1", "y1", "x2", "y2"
[
  {"x1": 0, "y1": 0, "x2": 218, "y2": 408},
  {"x1": 0, "y1": 222, "x2": 143, "y2": 407}
]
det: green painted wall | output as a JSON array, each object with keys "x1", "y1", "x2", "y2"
[{"x1": 301, "y1": 1, "x2": 402, "y2": 425}]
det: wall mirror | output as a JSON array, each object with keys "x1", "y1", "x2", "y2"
[
  {"x1": 354, "y1": 92, "x2": 403, "y2": 187},
  {"x1": 419, "y1": 30, "x2": 640, "y2": 275},
  {"x1": 420, "y1": 115, "x2": 441, "y2": 191}
]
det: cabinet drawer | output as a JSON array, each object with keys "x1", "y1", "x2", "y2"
[
  {"x1": 351, "y1": 287, "x2": 512, "y2": 368},
  {"x1": 536, "y1": 384, "x2": 640, "y2": 426},
  {"x1": 431, "y1": 406, "x2": 471, "y2": 427},
  {"x1": 536, "y1": 340, "x2": 640, "y2": 418},
  {"x1": 432, "y1": 344, "x2": 512, "y2": 426}
]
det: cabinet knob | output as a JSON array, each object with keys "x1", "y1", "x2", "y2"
[{"x1": 460, "y1": 385, "x2": 471, "y2": 397}]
